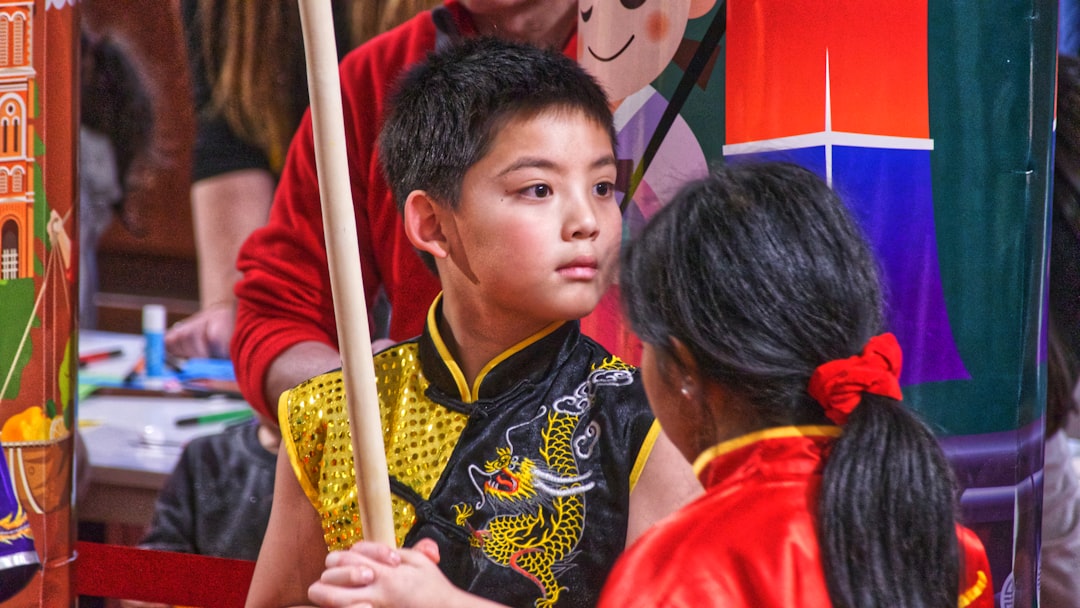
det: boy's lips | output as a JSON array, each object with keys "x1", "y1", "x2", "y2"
[{"x1": 558, "y1": 257, "x2": 599, "y2": 280}]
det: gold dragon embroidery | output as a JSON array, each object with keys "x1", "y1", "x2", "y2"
[{"x1": 454, "y1": 359, "x2": 632, "y2": 608}]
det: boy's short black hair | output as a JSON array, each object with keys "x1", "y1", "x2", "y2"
[{"x1": 378, "y1": 36, "x2": 616, "y2": 212}]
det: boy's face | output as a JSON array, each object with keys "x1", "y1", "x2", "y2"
[{"x1": 439, "y1": 109, "x2": 620, "y2": 328}]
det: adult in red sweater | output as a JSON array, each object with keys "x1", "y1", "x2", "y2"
[{"x1": 231, "y1": 1, "x2": 578, "y2": 420}]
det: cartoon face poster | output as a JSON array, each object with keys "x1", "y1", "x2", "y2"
[
  {"x1": 0, "y1": 0, "x2": 78, "y2": 605},
  {"x1": 578, "y1": 0, "x2": 1055, "y2": 604},
  {"x1": 576, "y1": 0, "x2": 724, "y2": 362}
]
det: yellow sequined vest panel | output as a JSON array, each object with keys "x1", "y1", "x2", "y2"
[{"x1": 279, "y1": 343, "x2": 470, "y2": 549}]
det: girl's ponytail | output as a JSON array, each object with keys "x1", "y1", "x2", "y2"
[
  {"x1": 813, "y1": 341, "x2": 960, "y2": 607},
  {"x1": 621, "y1": 162, "x2": 966, "y2": 607}
]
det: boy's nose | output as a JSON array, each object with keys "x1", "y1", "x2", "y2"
[{"x1": 565, "y1": 198, "x2": 600, "y2": 240}]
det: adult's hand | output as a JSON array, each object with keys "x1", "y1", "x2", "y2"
[{"x1": 165, "y1": 302, "x2": 235, "y2": 359}]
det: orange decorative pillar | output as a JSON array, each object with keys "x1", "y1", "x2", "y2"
[{"x1": 0, "y1": 0, "x2": 78, "y2": 605}]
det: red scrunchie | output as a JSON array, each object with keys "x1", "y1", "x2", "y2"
[{"x1": 807, "y1": 333, "x2": 903, "y2": 425}]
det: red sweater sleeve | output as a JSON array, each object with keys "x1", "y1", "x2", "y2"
[{"x1": 231, "y1": 9, "x2": 443, "y2": 419}]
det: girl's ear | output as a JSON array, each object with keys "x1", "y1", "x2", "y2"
[
  {"x1": 403, "y1": 190, "x2": 450, "y2": 260},
  {"x1": 667, "y1": 337, "x2": 703, "y2": 400}
]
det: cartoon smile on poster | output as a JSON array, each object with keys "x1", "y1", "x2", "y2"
[{"x1": 578, "y1": 0, "x2": 714, "y2": 235}]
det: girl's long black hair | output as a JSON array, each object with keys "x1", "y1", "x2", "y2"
[{"x1": 621, "y1": 162, "x2": 960, "y2": 607}]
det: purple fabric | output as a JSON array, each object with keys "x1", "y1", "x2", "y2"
[{"x1": 727, "y1": 146, "x2": 969, "y2": 386}]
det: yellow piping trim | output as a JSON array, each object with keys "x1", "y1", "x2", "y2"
[
  {"x1": 279, "y1": 389, "x2": 321, "y2": 506},
  {"x1": 427, "y1": 294, "x2": 471, "y2": 401},
  {"x1": 629, "y1": 420, "x2": 662, "y2": 492},
  {"x1": 957, "y1": 570, "x2": 988, "y2": 608},
  {"x1": 426, "y1": 293, "x2": 564, "y2": 403},
  {"x1": 691, "y1": 425, "x2": 842, "y2": 478},
  {"x1": 469, "y1": 321, "x2": 563, "y2": 399}
]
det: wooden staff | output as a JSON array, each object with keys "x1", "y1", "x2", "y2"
[{"x1": 296, "y1": 0, "x2": 395, "y2": 546}]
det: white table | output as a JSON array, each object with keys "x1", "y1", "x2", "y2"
[{"x1": 77, "y1": 330, "x2": 250, "y2": 527}]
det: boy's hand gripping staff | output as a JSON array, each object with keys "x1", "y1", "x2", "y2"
[{"x1": 297, "y1": 0, "x2": 395, "y2": 546}]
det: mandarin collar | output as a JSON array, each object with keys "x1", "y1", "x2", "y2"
[
  {"x1": 417, "y1": 294, "x2": 580, "y2": 404},
  {"x1": 691, "y1": 426, "x2": 842, "y2": 486}
]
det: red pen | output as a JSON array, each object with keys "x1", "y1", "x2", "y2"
[{"x1": 78, "y1": 348, "x2": 125, "y2": 368}]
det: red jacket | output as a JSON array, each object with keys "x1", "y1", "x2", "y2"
[{"x1": 598, "y1": 428, "x2": 993, "y2": 608}]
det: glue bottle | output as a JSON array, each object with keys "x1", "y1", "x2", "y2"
[{"x1": 143, "y1": 304, "x2": 167, "y2": 378}]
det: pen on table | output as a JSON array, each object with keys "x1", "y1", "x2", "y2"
[
  {"x1": 124, "y1": 357, "x2": 145, "y2": 385},
  {"x1": 174, "y1": 409, "x2": 253, "y2": 427},
  {"x1": 78, "y1": 348, "x2": 125, "y2": 368}
]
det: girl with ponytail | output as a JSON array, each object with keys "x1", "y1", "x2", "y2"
[{"x1": 598, "y1": 162, "x2": 992, "y2": 608}]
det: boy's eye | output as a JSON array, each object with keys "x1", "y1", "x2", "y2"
[{"x1": 594, "y1": 182, "x2": 614, "y2": 197}]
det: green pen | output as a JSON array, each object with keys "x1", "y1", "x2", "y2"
[{"x1": 174, "y1": 409, "x2": 253, "y2": 427}]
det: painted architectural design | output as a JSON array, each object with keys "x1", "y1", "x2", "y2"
[{"x1": 0, "y1": 0, "x2": 32, "y2": 281}]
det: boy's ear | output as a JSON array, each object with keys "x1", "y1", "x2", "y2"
[{"x1": 403, "y1": 190, "x2": 451, "y2": 260}]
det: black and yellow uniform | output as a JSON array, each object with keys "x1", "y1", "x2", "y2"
[{"x1": 280, "y1": 296, "x2": 659, "y2": 608}]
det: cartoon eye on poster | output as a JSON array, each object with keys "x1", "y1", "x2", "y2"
[
  {"x1": 0, "y1": 0, "x2": 79, "y2": 605},
  {"x1": 579, "y1": 1, "x2": 1055, "y2": 605}
]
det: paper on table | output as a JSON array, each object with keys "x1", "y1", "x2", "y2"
[
  {"x1": 78, "y1": 330, "x2": 144, "y2": 386},
  {"x1": 79, "y1": 330, "x2": 242, "y2": 398},
  {"x1": 80, "y1": 394, "x2": 253, "y2": 477}
]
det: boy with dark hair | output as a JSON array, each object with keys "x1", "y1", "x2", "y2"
[
  {"x1": 232, "y1": 1, "x2": 580, "y2": 425},
  {"x1": 246, "y1": 38, "x2": 699, "y2": 608}
]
